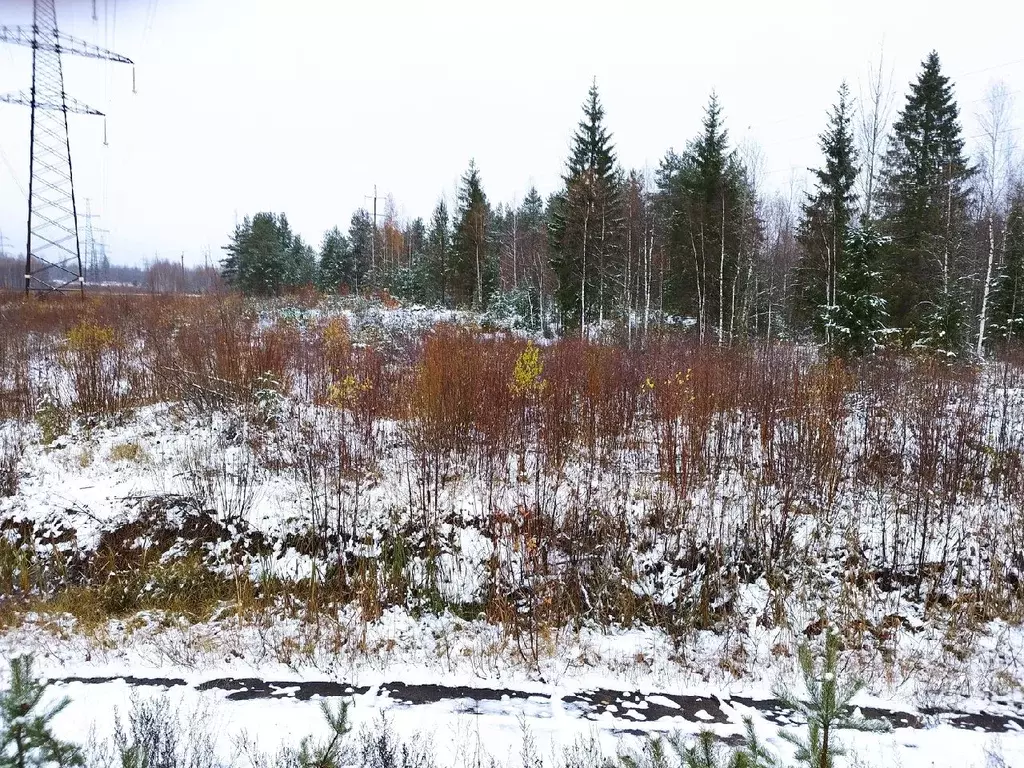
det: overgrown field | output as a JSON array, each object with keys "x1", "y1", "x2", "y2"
[{"x1": 1, "y1": 293, "x2": 1024, "y2": 702}]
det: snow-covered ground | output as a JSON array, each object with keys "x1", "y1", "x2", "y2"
[
  {"x1": 18, "y1": 657, "x2": 1024, "y2": 768},
  {"x1": 2, "y1": 299, "x2": 1024, "y2": 766},
  {"x1": 2, "y1": 397, "x2": 1024, "y2": 766}
]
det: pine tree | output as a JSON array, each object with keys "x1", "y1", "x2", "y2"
[
  {"x1": 221, "y1": 212, "x2": 296, "y2": 296},
  {"x1": 878, "y1": 51, "x2": 974, "y2": 347},
  {"x1": 992, "y1": 184, "x2": 1024, "y2": 343},
  {"x1": 796, "y1": 83, "x2": 860, "y2": 340},
  {"x1": 451, "y1": 160, "x2": 494, "y2": 308},
  {"x1": 821, "y1": 226, "x2": 890, "y2": 355},
  {"x1": 318, "y1": 227, "x2": 351, "y2": 293},
  {"x1": 346, "y1": 209, "x2": 374, "y2": 292},
  {"x1": 0, "y1": 655, "x2": 83, "y2": 768},
  {"x1": 611, "y1": 717, "x2": 777, "y2": 768},
  {"x1": 549, "y1": 80, "x2": 622, "y2": 332},
  {"x1": 286, "y1": 233, "x2": 317, "y2": 289},
  {"x1": 774, "y1": 631, "x2": 890, "y2": 768},
  {"x1": 293, "y1": 701, "x2": 351, "y2": 768}
]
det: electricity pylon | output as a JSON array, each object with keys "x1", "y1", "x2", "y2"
[{"x1": 0, "y1": 0, "x2": 133, "y2": 296}]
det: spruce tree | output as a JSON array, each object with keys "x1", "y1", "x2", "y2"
[
  {"x1": 451, "y1": 160, "x2": 494, "y2": 308},
  {"x1": 425, "y1": 198, "x2": 452, "y2": 306},
  {"x1": 0, "y1": 655, "x2": 83, "y2": 768},
  {"x1": 992, "y1": 184, "x2": 1024, "y2": 343},
  {"x1": 796, "y1": 83, "x2": 860, "y2": 340},
  {"x1": 318, "y1": 227, "x2": 351, "y2": 293},
  {"x1": 878, "y1": 51, "x2": 974, "y2": 348},
  {"x1": 549, "y1": 80, "x2": 622, "y2": 332},
  {"x1": 821, "y1": 226, "x2": 890, "y2": 356},
  {"x1": 658, "y1": 94, "x2": 748, "y2": 344}
]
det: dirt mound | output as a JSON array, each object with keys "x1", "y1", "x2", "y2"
[{"x1": 94, "y1": 494, "x2": 270, "y2": 569}]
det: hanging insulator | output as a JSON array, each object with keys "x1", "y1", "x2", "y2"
[
  {"x1": 132, "y1": 67, "x2": 137, "y2": 95},
  {"x1": 103, "y1": 117, "x2": 108, "y2": 147}
]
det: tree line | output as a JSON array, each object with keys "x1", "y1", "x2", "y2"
[
  {"x1": 0, "y1": 254, "x2": 221, "y2": 294},
  {"x1": 221, "y1": 51, "x2": 1024, "y2": 355}
]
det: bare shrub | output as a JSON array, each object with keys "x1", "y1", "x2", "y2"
[
  {"x1": 180, "y1": 436, "x2": 263, "y2": 524},
  {"x1": 0, "y1": 428, "x2": 23, "y2": 497}
]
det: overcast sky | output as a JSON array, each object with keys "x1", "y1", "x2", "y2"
[{"x1": 1, "y1": 0, "x2": 1022, "y2": 267}]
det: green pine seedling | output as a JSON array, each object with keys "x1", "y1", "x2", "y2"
[
  {"x1": 294, "y1": 701, "x2": 351, "y2": 768},
  {"x1": 0, "y1": 655, "x2": 83, "y2": 768},
  {"x1": 773, "y1": 631, "x2": 891, "y2": 768}
]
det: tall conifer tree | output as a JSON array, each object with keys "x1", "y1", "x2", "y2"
[
  {"x1": 451, "y1": 160, "x2": 494, "y2": 308},
  {"x1": 549, "y1": 80, "x2": 622, "y2": 331},
  {"x1": 878, "y1": 51, "x2": 974, "y2": 351},
  {"x1": 346, "y1": 209, "x2": 374, "y2": 292},
  {"x1": 659, "y1": 94, "x2": 748, "y2": 343},
  {"x1": 796, "y1": 83, "x2": 860, "y2": 340},
  {"x1": 318, "y1": 227, "x2": 351, "y2": 293}
]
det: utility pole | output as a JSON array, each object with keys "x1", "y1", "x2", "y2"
[
  {"x1": 364, "y1": 185, "x2": 380, "y2": 277},
  {"x1": 364, "y1": 185, "x2": 395, "y2": 282},
  {"x1": 0, "y1": 0, "x2": 133, "y2": 296}
]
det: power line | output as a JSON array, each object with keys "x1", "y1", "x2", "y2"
[
  {"x1": 0, "y1": 144, "x2": 26, "y2": 196},
  {"x1": 0, "y1": 0, "x2": 133, "y2": 296}
]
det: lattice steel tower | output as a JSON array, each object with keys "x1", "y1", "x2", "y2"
[{"x1": 1, "y1": 0, "x2": 132, "y2": 295}]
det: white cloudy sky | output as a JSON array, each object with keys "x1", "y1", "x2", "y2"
[{"x1": 0, "y1": 0, "x2": 1021, "y2": 266}]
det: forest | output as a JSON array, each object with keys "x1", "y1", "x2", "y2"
[{"x1": 221, "y1": 51, "x2": 1024, "y2": 359}]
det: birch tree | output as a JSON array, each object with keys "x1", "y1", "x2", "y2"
[
  {"x1": 857, "y1": 47, "x2": 895, "y2": 223},
  {"x1": 975, "y1": 81, "x2": 1017, "y2": 356}
]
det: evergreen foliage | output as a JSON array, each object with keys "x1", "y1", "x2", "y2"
[
  {"x1": 389, "y1": 218, "x2": 431, "y2": 305},
  {"x1": 317, "y1": 227, "x2": 351, "y2": 293},
  {"x1": 424, "y1": 199, "x2": 453, "y2": 306},
  {"x1": 222, "y1": 212, "x2": 315, "y2": 296},
  {"x1": 992, "y1": 184, "x2": 1024, "y2": 343},
  {"x1": 209, "y1": 48, "x2": 1015, "y2": 355},
  {"x1": 0, "y1": 656, "x2": 83, "y2": 768},
  {"x1": 611, "y1": 716, "x2": 778, "y2": 768},
  {"x1": 796, "y1": 83, "x2": 860, "y2": 338},
  {"x1": 549, "y1": 80, "x2": 623, "y2": 330},
  {"x1": 293, "y1": 702, "x2": 351, "y2": 768},
  {"x1": 878, "y1": 51, "x2": 974, "y2": 342},
  {"x1": 658, "y1": 94, "x2": 751, "y2": 343},
  {"x1": 346, "y1": 209, "x2": 374, "y2": 292},
  {"x1": 451, "y1": 161, "x2": 494, "y2": 308},
  {"x1": 773, "y1": 631, "x2": 891, "y2": 768},
  {"x1": 821, "y1": 226, "x2": 890, "y2": 355}
]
